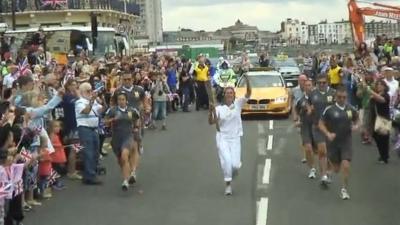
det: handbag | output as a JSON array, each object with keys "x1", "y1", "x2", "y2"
[{"x1": 374, "y1": 106, "x2": 392, "y2": 135}]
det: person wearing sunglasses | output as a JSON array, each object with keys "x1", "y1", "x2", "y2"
[
  {"x1": 319, "y1": 87, "x2": 359, "y2": 200},
  {"x1": 309, "y1": 75, "x2": 336, "y2": 185}
]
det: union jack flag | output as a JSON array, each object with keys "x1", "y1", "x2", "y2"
[
  {"x1": 62, "y1": 68, "x2": 75, "y2": 87},
  {"x1": 13, "y1": 180, "x2": 23, "y2": 197},
  {"x1": 0, "y1": 182, "x2": 12, "y2": 200},
  {"x1": 15, "y1": 57, "x2": 30, "y2": 78},
  {"x1": 20, "y1": 148, "x2": 33, "y2": 162},
  {"x1": 47, "y1": 168, "x2": 61, "y2": 187},
  {"x1": 72, "y1": 143, "x2": 84, "y2": 153},
  {"x1": 41, "y1": 0, "x2": 68, "y2": 9}
]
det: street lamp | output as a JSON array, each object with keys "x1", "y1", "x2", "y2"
[{"x1": 0, "y1": 23, "x2": 8, "y2": 61}]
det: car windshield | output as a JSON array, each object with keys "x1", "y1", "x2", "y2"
[
  {"x1": 238, "y1": 75, "x2": 284, "y2": 88},
  {"x1": 273, "y1": 58, "x2": 297, "y2": 67}
]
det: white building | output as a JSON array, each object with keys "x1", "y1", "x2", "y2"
[
  {"x1": 317, "y1": 20, "x2": 352, "y2": 44},
  {"x1": 281, "y1": 18, "x2": 308, "y2": 45},
  {"x1": 133, "y1": 0, "x2": 163, "y2": 44}
]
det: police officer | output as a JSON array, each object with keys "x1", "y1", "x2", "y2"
[
  {"x1": 318, "y1": 87, "x2": 359, "y2": 200},
  {"x1": 214, "y1": 61, "x2": 237, "y2": 103}
]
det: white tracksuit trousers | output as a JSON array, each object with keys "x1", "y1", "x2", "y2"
[{"x1": 216, "y1": 133, "x2": 241, "y2": 182}]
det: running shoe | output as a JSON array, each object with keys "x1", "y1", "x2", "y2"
[
  {"x1": 308, "y1": 168, "x2": 317, "y2": 179},
  {"x1": 340, "y1": 188, "x2": 350, "y2": 200},
  {"x1": 320, "y1": 175, "x2": 330, "y2": 187},
  {"x1": 301, "y1": 158, "x2": 307, "y2": 164},
  {"x1": 67, "y1": 172, "x2": 83, "y2": 180},
  {"x1": 23, "y1": 203, "x2": 32, "y2": 212},
  {"x1": 128, "y1": 171, "x2": 137, "y2": 185},
  {"x1": 27, "y1": 200, "x2": 42, "y2": 206},
  {"x1": 122, "y1": 180, "x2": 129, "y2": 192},
  {"x1": 224, "y1": 185, "x2": 232, "y2": 196}
]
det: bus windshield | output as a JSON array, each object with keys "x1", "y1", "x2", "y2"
[{"x1": 5, "y1": 27, "x2": 117, "y2": 58}]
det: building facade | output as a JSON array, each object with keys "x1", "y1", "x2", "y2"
[
  {"x1": 316, "y1": 20, "x2": 352, "y2": 44},
  {"x1": 133, "y1": 0, "x2": 163, "y2": 44},
  {"x1": 280, "y1": 18, "x2": 308, "y2": 45},
  {"x1": 365, "y1": 20, "x2": 400, "y2": 39}
]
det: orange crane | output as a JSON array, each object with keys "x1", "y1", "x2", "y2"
[{"x1": 348, "y1": 0, "x2": 400, "y2": 45}]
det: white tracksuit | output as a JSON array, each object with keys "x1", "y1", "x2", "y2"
[{"x1": 215, "y1": 98, "x2": 247, "y2": 182}]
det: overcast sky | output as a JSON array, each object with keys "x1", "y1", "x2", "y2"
[{"x1": 162, "y1": 0, "x2": 399, "y2": 32}]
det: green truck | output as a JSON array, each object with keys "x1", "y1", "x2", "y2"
[{"x1": 178, "y1": 45, "x2": 219, "y2": 60}]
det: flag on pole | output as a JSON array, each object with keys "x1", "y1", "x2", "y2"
[
  {"x1": 72, "y1": 143, "x2": 84, "y2": 153},
  {"x1": 11, "y1": 164, "x2": 25, "y2": 197},
  {"x1": 20, "y1": 148, "x2": 33, "y2": 162},
  {"x1": 62, "y1": 68, "x2": 75, "y2": 87},
  {"x1": 47, "y1": 168, "x2": 61, "y2": 187},
  {"x1": 0, "y1": 182, "x2": 13, "y2": 200},
  {"x1": 16, "y1": 57, "x2": 30, "y2": 78}
]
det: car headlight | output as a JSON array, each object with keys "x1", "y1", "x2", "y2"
[{"x1": 274, "y1": 96, "x2": 287, "y2": 103}]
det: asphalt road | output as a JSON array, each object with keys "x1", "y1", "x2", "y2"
[
  {"x1": 24, "y1": 111, "x2": 400, "y2": 225},
  {"x1": 25, "y1": 111, "x2": 259, "y2": 225}
]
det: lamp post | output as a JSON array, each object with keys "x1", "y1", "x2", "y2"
[
  {"x1": 0, "y1": 23, "x2": 8, "y2": 61},
  {"x1": 11, "y1": 0, "x2": 16, "y2": 30}
]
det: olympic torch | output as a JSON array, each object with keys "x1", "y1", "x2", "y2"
[{"x1": 205, "y1": 76, "x2": 220, "y2": 131}]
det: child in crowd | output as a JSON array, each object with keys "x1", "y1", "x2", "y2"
[
  {"x1": 48, "y1": 121, "x2": 67, "y2": 190},
  {"x1": 38, "y1": 136, "x2": 52, "y2": 199}
]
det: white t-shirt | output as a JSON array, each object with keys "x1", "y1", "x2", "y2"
[
  {"x1": 2, "y1": 74, "x2": 15, "y2": 89},
  {"x1": 215, "y1": 97, "x2": 247, "y2": 138},
  {"x1": 384, "y1": 78, "x2": 399, "y2": 98}
]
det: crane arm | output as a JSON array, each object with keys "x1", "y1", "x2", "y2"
[{"x1": 348, "y1": 0, "x2": 400, "y2": 45}]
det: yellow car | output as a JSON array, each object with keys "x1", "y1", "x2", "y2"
[{"x1": 235, "y1": 70, "x2": 292, "y2": 117}]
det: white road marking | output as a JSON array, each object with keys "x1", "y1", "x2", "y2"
[
  {"x1": 257, "y1": 138, "x2": 267, "y2": 155},
  {"x1": 258, "y1": 123, "x2": 265, "y2": 134},
  {"x1": 262, "y1": 159, "x2": 271, "y2": 184},
  {"x1": 269, "y1": 120, "x2": 273, "y2": 130},
  {"x1": 267, "y1": 135, "x2": 273, "y2": 151},
  {"x1": 256, "y1": 197, "x2": 269, "y2": 225}
]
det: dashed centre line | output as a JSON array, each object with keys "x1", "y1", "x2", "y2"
[
  {"x1": 267, "y1": 135, "x2": 273, "y2": 151},
  {"x1": 269, "y1": 120, "x2": 273, "y2": 130},
  {"x1": 262, "y1": 159, "x2": 271, "y2": 184},
  {"x1": 256, "y1": 197, "x2": 269, "y2": 225}
]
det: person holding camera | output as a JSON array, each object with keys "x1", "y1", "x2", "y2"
[
  {"x1": 150, "y1": 72, "x2": 170, "y2": 130},
  {"x1": 75, "y1": 82, "x2": 105, "y2": 185}
]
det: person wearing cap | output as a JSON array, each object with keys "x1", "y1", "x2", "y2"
[{"x1": 291, "y1": 74, "x2": 308, "y2": 163}]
